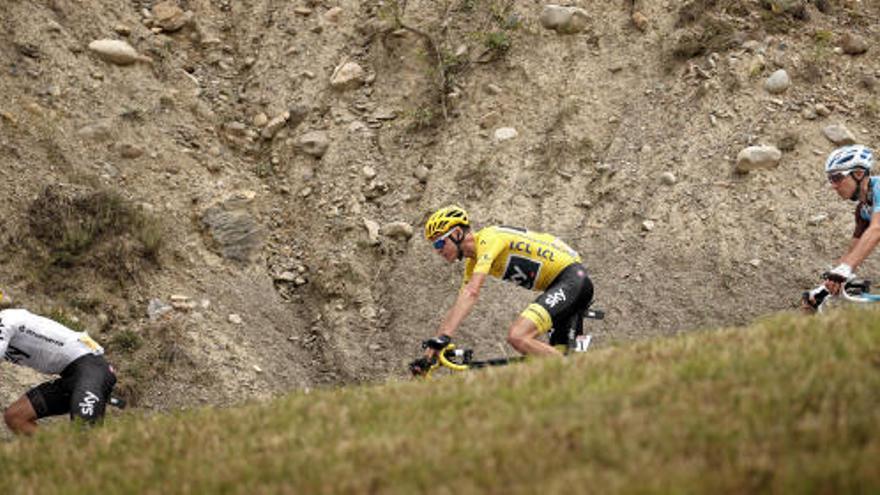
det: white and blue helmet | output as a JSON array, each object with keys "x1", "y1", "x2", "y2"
[{"x1": 824, "y1": 145, "x2": 874, "y2": 174}]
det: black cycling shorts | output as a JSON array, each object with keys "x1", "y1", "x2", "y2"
[
  {"x1": 521, "y1": 263, "x2": 594, "y2": 347},
  {"x1": 26, "y1": 354, "x2": 117, "y2": 424}
]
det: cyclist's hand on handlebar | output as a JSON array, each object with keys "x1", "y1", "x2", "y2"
[
  {"x1": 422, "y1": 334, "x2": 452, "y2": 351},
  {"x1": 409, "y1": 356, "x2": 435, "y2": 377},
  {"x1": 824, "y1": 279, "x2": 842, "y2": 296},
  {"x1": 824, "y1": 263, "x2": 854, "y2": 285},
  {"x1": 802, "y1": 285, "x2": 828, "y2": 312}
]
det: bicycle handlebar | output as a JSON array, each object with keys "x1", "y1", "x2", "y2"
[
  {"x1": 437, "y1": 345, "x2": 470, "y2": 371},
  {"x1": 813, "y1": 278, "x2": 880, "y2": 311}
]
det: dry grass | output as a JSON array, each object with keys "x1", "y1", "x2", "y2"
[{"x1": 0, "y1": 306, "x2": 877, "y2": 494}]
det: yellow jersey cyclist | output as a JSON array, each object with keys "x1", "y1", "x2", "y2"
[
  {"x1": 804, "y1": 145, "x2": 879, "y2": 310},
  {"x1": 412, "y1": 205, "x2": 594, "y2": 373}
]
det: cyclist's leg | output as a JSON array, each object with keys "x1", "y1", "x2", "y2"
[
  {"x1": 4, "y1": 395, "x2": 39, "y2": 435},
  {"x1": 524, "y1": 264, "x2": 593, "y2": 354},
  {"x1": 507, "y1": 316, "x2": 562, "y2": 357},
  {"x1": 547, "y1": 311, "x2": 582, "y2": 353},
  {"x1": 68, "y1": 355, "x2": 117, "y2": 425},
  {"x1": 5, "y1": 378, "x2": 72, "y2": 435}
]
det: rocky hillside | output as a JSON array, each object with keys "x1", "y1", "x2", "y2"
[{"x1": 1, "y1": 0, "x2": 878, "y2": 415}]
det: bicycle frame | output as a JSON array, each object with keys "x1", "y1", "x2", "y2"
[
  {"x1": 416, "y1": 307, "x2": 604, "y2": 378},
  {"x1": 419, "y1": 343, "x2": 523, "y2": 377}
]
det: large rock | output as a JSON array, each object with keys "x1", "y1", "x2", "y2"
[
  {"x1": 841, "y1": 33, "x2": 868, "y2": 55},
  {"x1": 822, "y1": 124, "x2": 856, "y2": 145},
  {"x1": 736, "y1": 145, "x2": 782, "y2": 173},
  {"x1": 201, "y1": 201, "x2": 264, "y2": 262},
  {"x1": 330, "y1": 62, "x2": 365, "y2": 90},
  {"x1": 539, "y1": 5, "x2": 589, "y2": 34}
]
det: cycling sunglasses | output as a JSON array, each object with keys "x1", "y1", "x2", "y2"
[
  {"x1": 827, "y1": 170, "x2": 854, "y2": 184},
  {"x1": 432, "y1": 229, "x2": 456, "y2": 250}
]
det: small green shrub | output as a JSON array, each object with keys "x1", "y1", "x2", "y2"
[
  {"x1": 110, "y1": 329, "x2": 143, "y2": 353},
  {"x1": 814, "y1": 29, "x2": 833, "y2": 46},
  {"x1": 483, "y1": 31, "x2": 511, "y2": 54},
  {"x1": 406, "y1": 105, "x2": 439, "y2": 131}
]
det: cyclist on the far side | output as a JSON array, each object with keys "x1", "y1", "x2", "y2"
[
  {"x1": 412, "y1": 206, "x2": 594, "y2": 374},
  {"x1": 804, "y1": 145, "x2": 879, "y2": 310},
  {"x1": 0, "y1": 290, "x2": 118, "y2": 435}
]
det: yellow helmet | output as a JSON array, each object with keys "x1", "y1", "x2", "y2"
[{"x1": 424, "y1": 205, "x2": 469, "y2": 240}]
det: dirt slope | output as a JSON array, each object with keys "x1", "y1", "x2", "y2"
[{"x1": 1, "y1": 0, "x2": 878, "y2": 417}]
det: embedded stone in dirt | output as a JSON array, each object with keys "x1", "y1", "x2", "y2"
[
  {"x1": 822, "y1": 124, "x2": 855, "y2": 145},
  {"x1": 735, "y1": 145, "x2": 782, "y2": 173},
  {"x1": 380, "y1": 222, "x2": 414, "y2": 239},
  {"x1": 77, "y1": 120, "x2": 114, "y2": 141},
  {"x1": 808, "y1": 213, "x2": 828, "y2": 225},
  {"x1": 494, "y1": 127, "x2": 518, "y2": 141},
  {"x1": 330, "y1": 62, "x2": 365, "y2": 90},
  {"x1": 324, "y1": 7, "x2": 343, "y2": 23},
  {"x1": 296, "y1": 131, "x2": 330, "y2": 158},
  {"x1": 540, "y1": 5, "x2": 589, "y2": 34},
  {"x1": 632, "y1": 11, "x2": 649, "y2": 32},
  {"x1": 201, "y1": 202, "x2": 264, "y2": 262},
  {"x1": 841, "y1": 33, "x2": 868, "y2": 55},
  {"x1": 764, "y1": 69, "x2": 790, "y2": 94},
  {"x1": 363, "y1": 218, "x2": 380, "y2": 245},
  {"x1": 88, "y1": 39, "x2": 151, "y2": 65},
  {"x1": 153, "y1": 1, "x2": 193, "y2": 32},
  {"x1": 118, "y1": 143, "x2": 145, "y2": 159},
  {"x1": 261, "y1": 111, "x2": 290, "y2": 139},
  {"x1": 660, "y1": 172, "x2": 676, "y2": 185}
]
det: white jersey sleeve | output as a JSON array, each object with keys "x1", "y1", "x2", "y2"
[{"x1": 0, "y1": 309, "x2": 104, "y2": 375}]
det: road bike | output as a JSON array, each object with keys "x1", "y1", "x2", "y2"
[
  {"x1": 410, "y1": 307, "x2": 605, "y2": 378},
  {"x1": 806, "y1": 278, "x2": 880, "y2": 312}
]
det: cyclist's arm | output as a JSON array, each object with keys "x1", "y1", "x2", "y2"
[
  {"x1": 0, "y1": 319, "x2": 11, "y2": 358},
  {"x1": 434, "y1": 273, "x2": 487, "y2": 339},
  {"x1": 839, "y1": 212, "x2": 880, "y2": 270}
]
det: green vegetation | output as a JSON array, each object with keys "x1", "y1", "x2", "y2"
[
  {"x1": 108, "y1": 329, "x2": 143, "y2": 353},
  {"x1": 25, "y1": 185, "x2": 163, "y2": 289},
  {"x1": 482, "y1": 30, "x2": 512, "y2": 55},
  {"x1": 1, "y1": 307, "x2": 878, "y2": 494},
  {"x1": 406, "y1": 105, "x2": 440, "y2": 131}
]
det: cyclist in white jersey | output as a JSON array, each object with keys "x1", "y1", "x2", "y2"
[
  {"x1": 0, "y1": 292, "x2": 117, "y2": 435},
  {"x1": 804, "y1": 145, "x2": 880, "y2": 309}
]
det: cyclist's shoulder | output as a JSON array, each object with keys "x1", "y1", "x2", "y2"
[
  {"x1": 0, "y1": 308, "x2": 31, "y2": 322},
  {"x1": 1, "y1": 309, "x2": 67, "y2": 333}
]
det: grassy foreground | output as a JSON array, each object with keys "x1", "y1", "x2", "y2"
[{"x1": 2, "y1": 309, "x2": 879, "y2": 495}]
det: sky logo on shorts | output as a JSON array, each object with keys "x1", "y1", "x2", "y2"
[
  {"x1": 545, "y1": 288, "x2": 567, "y2": 308},
  {"x1": 79, "y1": 391, "x2": 100, "y2": 417}
]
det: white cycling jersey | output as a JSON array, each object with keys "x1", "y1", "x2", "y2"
[{"x1": 0, "y1": 309, "x2": 104, "y2": 375}]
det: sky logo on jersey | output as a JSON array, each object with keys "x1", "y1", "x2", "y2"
[{"x1": 79, "y1": 391, "x2": 100, "y2": 417}]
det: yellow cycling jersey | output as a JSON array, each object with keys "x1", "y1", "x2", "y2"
[{"x1": 462, "y1": 226, "x2": 582, "y2": 291}]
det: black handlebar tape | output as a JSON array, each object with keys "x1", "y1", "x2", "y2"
[{"x1": 846, "y1": 280, "x2": 871, "y2": 292}]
